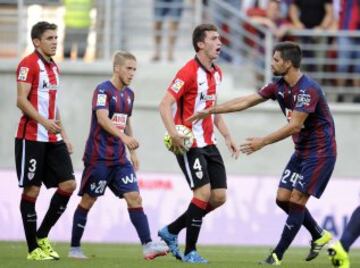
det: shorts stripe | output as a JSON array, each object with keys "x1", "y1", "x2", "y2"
[
  {"x1": 183, "y1": 153, "x2": 194, "y2": 188},
  {"x1": 19, "y1": 140, "x2": 26, "y2": 186}
]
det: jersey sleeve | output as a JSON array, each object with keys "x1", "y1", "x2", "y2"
[
  {"x1": 166, "y1": 66, "x2": 193, "y2": 101},
  {"x1": 16, "y1": 57, "x2": 37, "y2": 84},
  {"x1": 258, "y1": 83, "x2": 277, "y2": 100},
  {"x1": 92, "y1": 86, "x2": 109, "y2": 111},
  {"x1": 294, "y1": 87, "x2": 319, "y2": 113}
]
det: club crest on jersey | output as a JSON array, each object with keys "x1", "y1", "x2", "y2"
[
  {"x1": 97, "y1": 93, "x2": 107, "y2": 106},
  {"x1": 171, "y1": 78, "x2": 184, "y2": 93},
  {"x1": 296, "y1": 93, "x2": 311, "y2": 108},
  {"x1": 18, "y1": 67, "x2": 29, "y2": 81}
]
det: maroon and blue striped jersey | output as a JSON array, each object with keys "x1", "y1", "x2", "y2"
[
  {"x1": 83, "y1": 80, "x2": 134, "y2": 165},
  {"x1": 258, "y1": 75, "x2": 336, "y2": 158}
]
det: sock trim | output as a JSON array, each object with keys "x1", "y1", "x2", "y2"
[
  {"x1": 128, "y1": 207, "x2": 144, "y2": 212},
  {"x1": 191, "y1": 197, "x2": 208, "y2": 210},
  {"x1": 56, "y1": 188, "x2": 72, "y2": 197},
  {"x1": 21, "y1": 194, "x2": 36, "y2": 203}
]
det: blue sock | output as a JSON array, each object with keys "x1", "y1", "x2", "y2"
[
  {"x1": 276, "y1": 199, "x2": 322, "y2": 240},
  {"x1": 340, "y1": 206, "x2": 360, "y2": 252},
  {"x1": 128, "y1": 208, "x2": 151, "y2": 245},
  {"x1": 71, "y1": 205, "x2": 89, "y2": 247},
  {"x1": 274, "y1": 203, "x2": 305, "y2": 260}
]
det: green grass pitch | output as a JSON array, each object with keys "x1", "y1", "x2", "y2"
[{"x1": 1, "y1": 241, "x2": 360, "y2": 267}]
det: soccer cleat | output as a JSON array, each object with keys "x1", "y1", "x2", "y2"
[
  {"x1": 259, "y1": 252, "x2": 282, "y2": 266},
  {"x1": 68, "y1": 247, "x2": 88, "y2": 259},
  {"x1": 27, "y1": 247, "x2": 54, "y2": 261},
  {"x1": 143, "y1": 241, "x2": 169, "y2": 260},
  {"x1": 305, "y1": 230, "x2": 332, "y2": 261},
  {"x1": 158, "y1": 226, "x2": 183, "y2": 260},
  {"x1": 183, "y1": 250, "x2": 208, "y2": 263},
  {"x1": 37, "y1": 237, "x2": 60, "y2": 260},
  {"x1": 328, "y1": 241, "x2": 350, "y2": 268}
]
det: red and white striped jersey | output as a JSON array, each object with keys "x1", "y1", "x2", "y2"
[
  {"x1": 167, "y1": 57, "x2": 222, "y2": 148},
  {"x1": 16, "y1": 51, "x2": 62, "y2": 142}
]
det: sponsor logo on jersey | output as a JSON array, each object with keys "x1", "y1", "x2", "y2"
[
  {"x1": 18, "y1": 67, "x2": 29, "y2": 81},
  {"x1": 111, "y1": 113, "x2": 127, "y2": 131},
  {"x1": 170, "y1": 78, "x2": 184, "y2": 93},
  {"x1": 296, "y1": 93, "x2": 311, "y2": 107},
  {"x1": 199, "y1": 92, "x2": 216, "y2": 102},
  {"x1": 97, "y1": 94, "x2": 107, "y2": 106}
]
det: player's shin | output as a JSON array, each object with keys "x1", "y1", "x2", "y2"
[
  {"x1": 340, "y1": 206, "x2": 360, "y2": 251},
  {"x1": 37, "y1": 189, "x2": 72, "y2": 238},
  {"x1": 20, "y1": 194, "x2": 38, "y2": 252},
  {"x1": 71, "y1": 205, "x2": 89, "y2": 247},
  {"x1": 273, "y1": 203, "x2": 305, "y2": 260}
]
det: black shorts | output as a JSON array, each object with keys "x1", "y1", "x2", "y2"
[
  {"x1": 15, "y1": 138, "x2": 75, "y2": 188},
  {"x1": 176, "y1": 145, "x2": 227, "y2": 190}
]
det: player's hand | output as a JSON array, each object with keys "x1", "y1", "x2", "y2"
[
  {"x1": 224, "y1": 135, "x2": 240, "y2": 159},
  {"x1": 121, "y1": 134, "x2": 139, "y2": 150},
  {"x1": 169, "y1": 132, "x2": 186, "y2": 155},
  {"x1": 44, "y1": 119, "x2": 62, "y2": 134},
  {"x1": 240, "y1": 137, "x2": 265, "y2": 155},
  {"x1": 186, "y1": 108, "x2": 212, "y2": 123},
  {"x1": 129, "y1": 150, "x2": 139, "y2": 171},
  {"x1": 64, "y1": 139, "x2": 74, "y2": 154}
]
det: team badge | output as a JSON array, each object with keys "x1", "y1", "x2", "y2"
[
  {"x1": 170, "y1": 78, "x2": 184, "y2": 93},
  {"x1": 18, "y1": 67, "x2": 29, "y2": 81},
  {"x1": 195, "y1": 171, "x2": 203, "y2": 179},
  {"x1": 97, "y1": 93, "x2": 107, "y2": 106},
  {"x1": 27, "y1": 172, "x2": 34, "y2": 180}
]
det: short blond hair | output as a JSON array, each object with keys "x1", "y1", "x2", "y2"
[{"x1": 113, "y1": 51, "x2": 136, "y2": 70}]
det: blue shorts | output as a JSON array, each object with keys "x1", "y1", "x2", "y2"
[
  {"x1": 279, "y1": 153, "x2": 336, "y2": 198},
  {"x1": 154, "y1": 0, "x2": 184, "y2": 21},
  {"x1": 79, "y1": 161, "x2": 139, "y2": 198}
]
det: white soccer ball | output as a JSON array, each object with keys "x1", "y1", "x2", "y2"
[{"x1": 164, "y1": 125, "x2": 194, "y2": 154}]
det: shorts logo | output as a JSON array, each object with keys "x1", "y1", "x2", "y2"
[
  {"x1": 18, "y1": 67, "x2": 29, "y2": 81},
  {"x1": 97, "y1": 93, "x2": 107, "y2": 106},
  {"x1": 170, "y1": 78, "x2": 184, "y2": 93},
  {"x1": 27, "y1": 172, "x2": 35, "y2": 180},
  {"x1": 121, "y1": 173, "x2": 137, "y2": 184},
  {"x1": 195, "y1": 171, "x2": 203, "y2": 179}
]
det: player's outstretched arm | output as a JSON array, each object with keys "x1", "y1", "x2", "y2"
[
  {"x1": 96, "y1": 109, "x2": 139, "y2": 150},
  {"x1": 187, "y1": 93, "x2": 265, "y2": 123},
  {"x1": 240, "y1": 110, "x2": 308, "y2": 155}
]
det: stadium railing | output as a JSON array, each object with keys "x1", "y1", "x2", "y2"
[{"x1": 208, "y1": 0, "x2": 360, "y2": 102}]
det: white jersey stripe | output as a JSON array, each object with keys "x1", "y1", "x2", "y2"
[
  {"x1": 19, "y1": 140, "x2": 26, "y2": 186},
  {"x1": 183, "y1": 153, "x2": 194, "y2": 188},
  {"x1": 193, "y1": 68, "x2": 207, "y2": 147},
  {"x1": 37, "y1": 60, "x2": 50, "y2": 142}
]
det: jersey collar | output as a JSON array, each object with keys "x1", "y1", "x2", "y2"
[{"x1": 194, "y1": 56, "x2": 218, "y2": 74}]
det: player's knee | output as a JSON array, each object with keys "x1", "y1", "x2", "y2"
[
  {"x1": 211, "y1": 192, "x2": 226, "y2": 208},
  {"x1": 289, "y1": 190, "x2": 309, "y2": 205},
  {"x1": 23, "y1": 186, "x2": 41, "y2": 198},
  {"x1": 124, "y1": 192, "x2": 142, "y2": 208},
  {"x1": 59, "y1": 179, "x2": 77, "y2": 193},
  {"x1": 80, "y1": 194, "x2": 97, "y2": 210}
]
